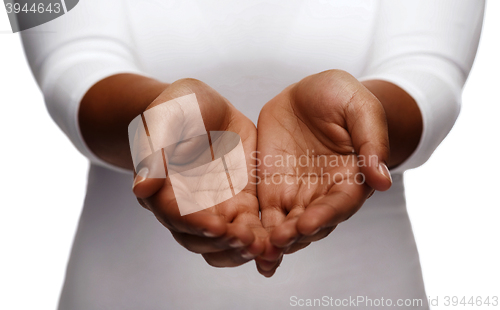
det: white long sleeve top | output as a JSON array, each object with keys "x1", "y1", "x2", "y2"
[{"x1": 21, "y1": 1, "x2": 483, "y2": 309}]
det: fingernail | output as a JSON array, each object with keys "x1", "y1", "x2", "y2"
[
  {"x1": 229, "y1": 238, "x2": 245, "y2": 248},
  {"x1": 241, "y1": 249, "x2": 257, "y2": 260},
  {"x1": 378, "y1": 162, "x2": 392, "y2": 183},
  {"x1": 203, "y1": 230, "x2": 218, "y2": 238},
  {"x1": 133, "y1": 167, "x2": 149, "y2": 189}
]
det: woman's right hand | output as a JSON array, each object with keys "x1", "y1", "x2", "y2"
[{"x1": 131, "y1": 78, "x2": 267, "y2": 267}]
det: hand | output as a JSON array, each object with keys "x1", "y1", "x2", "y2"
[
  {"x1": 132, "y1": 78, "x2": 267, "y2": 267},
  {"x1": 255, "y1": 70, "x2": 393, "y2": 276}
]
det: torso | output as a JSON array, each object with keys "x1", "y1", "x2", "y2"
[{"x1": 58, "y1": 1, "x2": 429, "y2": 309}]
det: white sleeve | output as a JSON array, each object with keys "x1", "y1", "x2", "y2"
[
  {"x1": 21, "y1": 0, "x2": 144, "y2": 172},
  {"x1": 359, "y1": 0, "x2": 484, "y2": 173}
]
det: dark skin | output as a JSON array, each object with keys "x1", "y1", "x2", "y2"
[
  {"x1": 363, "y1": 79, "x2": 422, "y2": 168},
  {"x1": 79, "y1": 70, "x2": 422, "y2": 275},
  {"x1": 254, "y1": 70, "x2": 422, "y2": 276},
  {"x1": 79, "y1": 74, "x2": 168, "y2": 170},
  {"x1": 83, "y1": 77, "x2": 268, "y2": 267}
]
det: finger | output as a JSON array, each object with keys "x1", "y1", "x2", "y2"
[
  {"x1": 260, "y1": 203, "x2": 287, "y2": 234},
  {"x1": 367, "y1": 188, "x2": 375, "y2": 199},
  {"x1": 272, "y1": 216, "x2": 333, "y2": 253},
  {"x1": 284, "y1": 241, "x2": 311, "y2": 254},
  {"x1": 232, "y1": 211, "x2": 278, "y2": 266},
  {"x1": 132, "y1": 150, "x2": 167, "y2": 198},
  {"x1": 255, "y1": 255, "x2": 282, "y2": 272},
  {"x1": 170, "y1": 210, "x2": 228, "y2": 237},
  {"x1": 344, "y1": 84, "x2": 392, "y2": 191},
  {"x1": 232, "y1": 211, "x2": 269, "y2": 245},
  {"x1": 269, "y1": 217, "x2": 299, "y2": 248},
  {"x1": 256, "y1": 266, "x2": 277, "y2": 278},
  {"x1": 132, "y1": 167, "x2": 165, "y2": 198},
  {"x1": 143, "y1": 173, "x2": 228, "y2": 237},
  {"x1": 255, "y1": 255, "x2": 283, "y2": 278},
  {"x1": 296, "y1": 183, "x2": 370, "y2": 236},
  {"x1": 136, "y1": 197, "x2": 151, "y2": 211},
  {"x1": 149, "y1": 193, "x2": 227, "y2": 237},
  {"x1": 258, "y1": 204, "x2": 287, "y2": 261},
  {"x1": 170, "y1": 223, "x2": 255, "y2": 254},
  {"x1": 268, "y1": 207, "x2": 304, "y2": 248},
  {"x1": 255, "y1": 237, "x2": 283, "y2": 276},
  {"x1": 202, "y1": 243, "x2": 264, "y2": 268},
  {"x1": 296, "y1": 226, "x2": 335, "y2": 243},
  {"x1": 258, "y1": 235, "x2": 284, "y2": 262}
]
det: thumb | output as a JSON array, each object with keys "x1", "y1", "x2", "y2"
[
  {"x1": 132, "y1": 167, "x2": 165, "y2": 199},
  {"x1": 132, "y1": 150, "x2": 166, "y2": 198},
  {"x1": 345, "y1": 86, "x2": 392, "y2": 191}
]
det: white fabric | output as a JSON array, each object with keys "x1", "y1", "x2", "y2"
[{"x1": 20, "y1": 0, "x2": 483, "y2": 309}]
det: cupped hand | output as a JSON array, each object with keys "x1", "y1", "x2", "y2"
[
  {"x1": 255, "y1": 70, "x2": 393, "y2": 276},
  {"x1": 131, "y1": 78, "x2": 267, "y2": 267}
]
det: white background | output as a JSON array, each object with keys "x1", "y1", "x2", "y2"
[{"x1": 0, "y1": 2, "x2": 498, "y2": 309}]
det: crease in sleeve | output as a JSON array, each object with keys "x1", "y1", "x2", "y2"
[
  {"x1": 358, "y1": 0, "x2": 484, "y2": 174},
  {"x1": 40, "y1": 43, "x2": 145, "y2": 175}
]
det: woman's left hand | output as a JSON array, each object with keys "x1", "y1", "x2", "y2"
[{"x1": 255, "y1": 70, "x2": 393, "y2": 277}]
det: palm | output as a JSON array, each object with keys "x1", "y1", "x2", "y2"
[
  {"x1": 134, "y1": 79, "x2": 266, "y2": 267},
  {"x1": 258, "y1": 85, "x2": 365, "y2": 249},
  {"x1": 256, "y1": 70, "x2": 390, "y2": 276}
]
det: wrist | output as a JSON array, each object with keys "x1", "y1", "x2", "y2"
[
  {"x1": 79, "y1": 74, "x2": 169, "y2": 169},
  {"x1": 361, "y1": 79, "x2": 423, "y2": 168}
]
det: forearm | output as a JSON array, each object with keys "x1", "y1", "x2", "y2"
[
  {"x1": 362, "y1": 80, "x2": 423, "y2": 169},
  {"x1": 79, "y1": 74, "x2": 169, "y2": 170}
]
